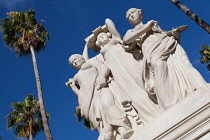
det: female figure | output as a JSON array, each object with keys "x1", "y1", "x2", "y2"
[{"x1": 123, "y1": 8, "x2": 209, "y2": 109}]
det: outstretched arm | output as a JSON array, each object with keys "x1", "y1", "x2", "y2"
[
  {"x1": 105, "y1": 18, "x2": 123, "y2": 44},
  {"x1": 123, "y1": 20, "x2": 157, "y2": 45},
  {"x1": 66, "y1": 78, "x2": 79, "y2": 96}
]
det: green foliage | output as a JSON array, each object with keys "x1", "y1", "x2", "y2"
[
  {"x1": 74, "y1": 106, "x2": 94, "y2": 130},
  {"x1": 74, "y1": 106, "x2": 82, "y2": 122},
  {"x1": 0, "y1": 9, "x2": 49, "y2": 57},
  {"x1": 83, "y1": 119, "x2": 93, "y2": 130},
  {"x1": 6, "y1": 94, "x2": 50, "y2": 139},
  {"x1": 200, "y1": 45, "x2": 210, "y2": 71}
]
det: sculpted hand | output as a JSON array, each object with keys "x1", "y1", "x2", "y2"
[
  {"x1": 167, "y1": 25, "x2": 188, "y2": 40},
  {"x1": 96, "y1": 76, "x2": 107, "y2": 90},
  {"x1": 147, "y1": 20, "x2": 158, "y2": 28},
  {"x1": 166, "y1": 28, "x2": 180, "y2": 40},
  {"x1": 65, "y1": 78, "x2": 75, "y2": 88},
  {"x1": 171, "y1": 29, "x2": 180, "y2": 40}
]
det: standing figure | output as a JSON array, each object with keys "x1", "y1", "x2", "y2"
[
  {"x1": 123, "y1": 8, "x2": 209, "y2": 109},
  {"x1": 66, "y1": 54, "x2": 133, "y2": 140}
]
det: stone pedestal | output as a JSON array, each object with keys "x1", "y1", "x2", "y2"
[{"x1": 129, "y1": 88, "x2": 210, "y2": 140}]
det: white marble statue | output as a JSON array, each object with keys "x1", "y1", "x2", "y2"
[
  {"x1": 123, "y1": 8, "x2": 210, "y2": 109},
  {"x1": 66, "y1": 8, "x2": 210, "y2": 140},
  {"x1": 84, "y1": 19, "x2": 164, "y2": 125},
  {"x1": 66, "y1": 54, "x2": 134, "y2": 140}
]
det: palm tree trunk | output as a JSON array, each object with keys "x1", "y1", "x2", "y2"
[
  {"x1": 29, "y1": 134, "x2": 33, "y2": 140},
  {"x1": 170, "y1": 0, "x2": 210, "y2": 34},
  {"x1": 30, "y1": 46, "x2": 53, "y2": 140},
  {"x1": 29, "y1": 119, "x2": 33, "y2": 140}
]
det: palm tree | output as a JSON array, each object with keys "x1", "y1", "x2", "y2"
[
  {"x1": 1, "y1": 10, "x2": 52, "y2": 140},
  {"x1": 200, "y1": 45, "x2": 210, "y2": 71},
  {"x1": 74, "y1": 101, "x2": 94, "y2": 130},
  {"x1": 170, "y1": 0, "x2": 210, "y2": 34},
  {"x1": 74, "y1": 106, "x2": 94, "y2": 130},
  {"x1": 6, "y1": 94, "x2": 50, "y2": 140}
]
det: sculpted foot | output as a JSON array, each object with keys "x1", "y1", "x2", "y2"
[
  {"x1": 118, "y1": 126, "x2": 134, "y2": 139},
  {"x1": 123, "y1": 129, "x2": 134, "y2": 139}
]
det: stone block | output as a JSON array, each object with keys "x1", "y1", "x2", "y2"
[{"x1": 130, "y1": 88, "x2": 210, "y2": 140}]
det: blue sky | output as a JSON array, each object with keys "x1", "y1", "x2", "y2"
[{"x1": 0, "y1": 0, "x2": 210, "y2": 140}]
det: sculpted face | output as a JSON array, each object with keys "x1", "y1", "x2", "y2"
[
  {"x1": 96, "y1": 32, "x2": 110, "y2": 46},
  {"x1": 69, "y1": 54, "x2": 85, "y2": 70},
  {"x1": 126, "y1": 8, "x2": 142, "y2": 25}
]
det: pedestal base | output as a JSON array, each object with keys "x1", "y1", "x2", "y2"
[{"x1": 129, "y1": 88, "x2": 210, "y2": 140}]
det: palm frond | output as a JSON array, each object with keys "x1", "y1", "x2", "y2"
[
  {"x1": 6, "y1": 94, "x2": 47, "y2": 138},
  {"x1": 74, "y1": 105, "x2": 94, "y2": 130},
  {"x1": 200, "y1": 45, "x2": 210, "y2": 71},
  {"x1": 74, "y1": 107, "x2": 82, "y2": 122},
  {"x1": 83, "y1": 119, "x2": 94, "y2": 130},
  {"x1": 0, "y1": 9, "x2": 49, "y2": 57}
]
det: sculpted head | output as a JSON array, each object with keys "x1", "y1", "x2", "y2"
[
  {"x1": 96, "y1": 32, "x2": 112, "y2": 48},
  {"x1": 126, "y1": 8, "x2": 143, "y2": 25},
  {"x1": 69, "y1": 54, "x2": 85, "y2": 70}
]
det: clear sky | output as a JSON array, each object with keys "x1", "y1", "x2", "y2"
[{"x1": 0, "y1": 0, "x2": 210, "y2": 140}]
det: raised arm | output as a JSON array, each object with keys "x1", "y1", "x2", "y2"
[
  {"x1": 82, "y1": 42, "x2": 89, "y2": 61},
  {"x1": 105, "y1": 18, "x2": 122, "y2": 44}
]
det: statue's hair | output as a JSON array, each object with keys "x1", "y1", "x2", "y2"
[
  {"x1": 126, "y1": 8, "x2": 142, "y2": 19},
  {"x1": 96, "y1": 32, "x2": 112, "y2": 48}
]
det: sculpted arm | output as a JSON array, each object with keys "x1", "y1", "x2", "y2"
[
  {"x1": 123, "y1": 20, "x2": 157, "y2": 44},
  {"x1": 91, "y1": 60, "x2": 110, "y2": 89},
  {"x1": 82, "y1": 42, "x2": 89, "y2": 61},
  {"x1": 97, "y1": 63, "x2": 111, "y2": 90},
  {"x1": 99, "y1": 63, "x2": 110, "y2": 78},
  {"x1": 91, "y1": 60, "x2": 110, "y2": 78},
  {"x1": 105, "y1": 18, "x2": 122, "y2": 44},
  {"x1": 66, "y1": 77, "x2": 80, "y2": 96}
]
